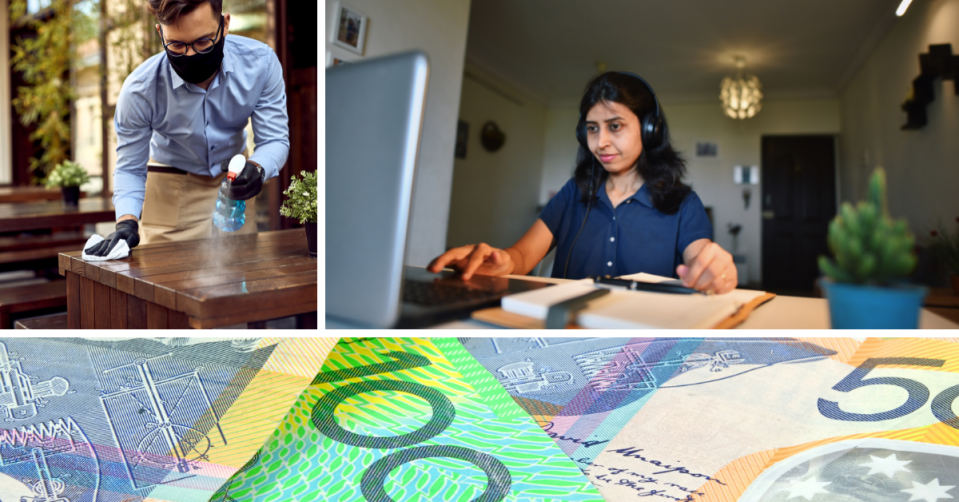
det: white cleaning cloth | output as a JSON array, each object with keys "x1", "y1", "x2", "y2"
[{"x1": 81, "y1": 234, "x2": 131, "y2": 261}]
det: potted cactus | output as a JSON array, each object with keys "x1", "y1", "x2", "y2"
[{"x1": 817, "y1": 167, "x2": 926, "y2": 328}]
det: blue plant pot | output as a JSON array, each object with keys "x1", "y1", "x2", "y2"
[{"x1": 819, "y1": 278, "x2": 927, "y2": 329}]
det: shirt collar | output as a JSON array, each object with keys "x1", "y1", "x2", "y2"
[
  {"x1": 168, "y1": 37, "x2": 234, "y2": 90},
  {"x1": 598, "y1": 181, "x2": 654, "y2": 209}
]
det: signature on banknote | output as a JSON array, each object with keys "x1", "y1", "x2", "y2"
[
  {"x1": 543, "y1": 422, "x2": 608, "y2": 448},
  {"x1": 577, "y1": 451, "x2": 720, "y2": 502}
]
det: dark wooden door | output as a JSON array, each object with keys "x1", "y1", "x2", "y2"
[{"x1": 761, "y1": 136, "x2": 836, "y2": 292}]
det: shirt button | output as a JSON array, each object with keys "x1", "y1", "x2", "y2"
[
  {"x1": 613, "y1": 216, "x2": 616, "y2": 221},
  {"x1": 607, "y1": 261, "x2": 612, "y2": 267},
  {"x1": 610, "y1": 237, "x2": 615, "y2": 242},
  {"x1": 210, "y1": 146, "x2": 214, "y2": 150}
]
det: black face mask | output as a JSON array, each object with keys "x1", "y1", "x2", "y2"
[{"x1": 164, "y1": 17, "x2": 225, "y2": 84}]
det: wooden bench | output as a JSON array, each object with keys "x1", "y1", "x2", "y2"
[
  {"x1": 15, "y1": 312, "x2": 68, "y2": 329},
  {"x1": 0, "y1": 280, "x2": 67, "y2": 329},
  {"x1": 0, "y1": 231, "x2": 90, "y2": 272}
]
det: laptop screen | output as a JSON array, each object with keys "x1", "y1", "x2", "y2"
[{"x1": 325, "y1": 51, "x2": 430, "y2": 328}]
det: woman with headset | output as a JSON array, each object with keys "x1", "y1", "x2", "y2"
[{"x1": 428, "y1": 72, "x2": 737, "y2": 294}]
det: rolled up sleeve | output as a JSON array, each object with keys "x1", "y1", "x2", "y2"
[
  {"x1": 112, "y1": 83, "x2": 153, "y2": 220},
  {"x1": 248, "y1": 50, "x2": 290, "y2": 180}
]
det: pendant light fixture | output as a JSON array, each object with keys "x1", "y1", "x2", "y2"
[{"x1": 720, "y1": 56, "x2": 763, "y2": 119}]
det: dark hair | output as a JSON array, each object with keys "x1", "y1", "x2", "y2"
[
  {"x1": 574, "y1": 72, "x2": 691, "y2": 215},
  {"x1": 148, "y1": 0, "x2": 222, "y2": 26}
]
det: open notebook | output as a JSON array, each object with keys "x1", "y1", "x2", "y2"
[{"x1": 473, "y1": 272, "x2": 775, "y2": 329}]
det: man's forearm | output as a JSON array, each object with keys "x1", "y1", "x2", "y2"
[{"x1": 118, "y1": 214, "x2": 139, "y2": 223}]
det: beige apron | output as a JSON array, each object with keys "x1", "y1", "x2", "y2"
[{"x1": 140, "y1": 150, "x2": 257, "y2": 245}]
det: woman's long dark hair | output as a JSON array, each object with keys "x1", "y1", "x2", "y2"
[{"x1": 574, "y1": 72, "x2": 691, "y2": 214}]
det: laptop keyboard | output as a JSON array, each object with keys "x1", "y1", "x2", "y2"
[{"x1": 402, "y1": 281, "x2": 504, "y2": 307}]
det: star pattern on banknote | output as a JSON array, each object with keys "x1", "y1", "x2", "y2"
[
  {"x1": 900, "y1": 478, "x2": 955, "y2": 502},
  {"x1": 786, "y1": 478, "x2": 831, "y2": 500},
  {"x1": 862, "y1": 453, "x2": 912, "y2": 477}
]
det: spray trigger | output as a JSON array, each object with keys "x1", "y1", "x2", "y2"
[{"x1": 227, "y1": 154, "x2": 246, "y2": 182}]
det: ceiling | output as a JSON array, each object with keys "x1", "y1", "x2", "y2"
[{"x1": 464, "y1": 0, "x2": 904, "y2": 106}]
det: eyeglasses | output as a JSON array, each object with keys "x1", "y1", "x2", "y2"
[{"x1": 160, "y1": 16, "x2": 223, "y2": 57}]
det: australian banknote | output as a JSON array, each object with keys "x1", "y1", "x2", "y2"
[
  {"x1": 0, "y1": 336, "x2": 336, "y2": 502},
  {"x1": 461, "y1": 337, "x2": 959, "y2": 502},
  {"x1": 210, "y1": 337, "x2": 602, "y2": 502}
]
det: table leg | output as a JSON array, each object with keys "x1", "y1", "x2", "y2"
[
  {"x1": 67, "y1": 272, "x2": 80, "y2": 329},
  {"x1": 111, "y1": 288, "x2": 127, "y2": 328},
  {"x1": 147, "y1": 302, "x2": 168, "y2": 329},
  {"x1": 127, "y1": 295, "x2": 147, "y2": 329},
  {"x1": 295, "y1": 311, "x2": 318, "y2": 329},
  {"x1": 94, "y1": 282, "x2": 112, "y2": 329},
  {"x1": 80, "y1": 276, "x2": 96, "y2": 329}
]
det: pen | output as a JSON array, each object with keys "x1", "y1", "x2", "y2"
[{"x1": 591, "y1": 276, "x2": 707, "y2": 295}]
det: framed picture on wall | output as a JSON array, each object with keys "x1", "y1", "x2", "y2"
[
  {"x1": 332, "y1": 1, "x2": 368, "y2": 55},
  {"x1": 694, "y1": 141, "x2": 720, "y2": 160}
]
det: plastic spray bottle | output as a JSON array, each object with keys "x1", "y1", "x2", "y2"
[{"x1": 212, "y1": 154, "x2": 247, "y2": 232}]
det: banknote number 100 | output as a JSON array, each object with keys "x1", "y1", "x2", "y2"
[
  {"x1": 818, "y1": 357, "x2": 959, "y2": 428},
  {"x1": 311, "y1": 349, "x2": 511, "y2": 502}
]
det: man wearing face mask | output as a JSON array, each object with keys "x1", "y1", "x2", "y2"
[{"x1": 84, "y1": 0, "x2": 289, "y2": 257}]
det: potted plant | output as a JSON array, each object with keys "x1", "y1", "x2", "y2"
[
  {"x1": 44, "y1": 160, "x2": 90, "y2": 206},
  {"x1": 280, "y1": 170, "x2": 317, "y2": 257},
  {"x1": 927, "y1": 218, "x2": 959, "y2": 295},
  {"x1": 817, "y1": 167, "x2": 926, "y2": 328}
]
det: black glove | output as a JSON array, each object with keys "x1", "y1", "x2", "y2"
[
  {"x1": 220, "y1": 160, "x2": 265, "y2": 200},
  {"x1": 85, "y1": 219, "x2": 140, "y2": 257}
]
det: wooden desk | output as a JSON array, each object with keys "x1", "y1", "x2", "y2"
[
  {"x1": 925, "y1": 287, "x2": 959, "y2": 308},
  {"x1": 0, "y1": 198, "x2": 114, "y2": 232},
  {"x1": 58, "y1": 229, "x2": 317, "y2": 329},
  {"x1": 0, "y1": 186, "x2": 85, "y2": 204},
  {"x1": 428, "y1": 274, "x2": 959, "y2": 329}
]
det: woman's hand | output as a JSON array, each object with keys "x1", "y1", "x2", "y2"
[
  {"x1": 677, "y1": 240, "x2": 737, "y2": 294},
  {"x1": 427, "y1": 243, "x2": 514, "y2": 280}
]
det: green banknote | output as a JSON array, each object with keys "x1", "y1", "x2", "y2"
[{"x1": 209, "y1": 337, "x2": 602, "y2": 502}]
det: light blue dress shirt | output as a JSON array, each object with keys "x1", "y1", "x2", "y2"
[{"x1": 112, "y1": 35, "x2": 290, "y2": 220}]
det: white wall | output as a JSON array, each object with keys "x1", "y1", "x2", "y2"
[
  {"x1": 839, "y1": 0, "x2": 959, "y2": 235},
  {"x1": 324, "y1": 0, "x2": 472, "y2": 266},
  {"x1": 446, "y1": 65, "x2": 547, "y2": 250},
  {"x1": 0, "y1": 0, "x2": 11, "y2": 185},
  {"x1": 538, "y1": 99, "x2": 842, "y2": 284}
]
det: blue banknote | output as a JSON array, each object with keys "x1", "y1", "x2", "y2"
[{"x1": 0, "y1": 337, "x2": 274, "y2": 502}]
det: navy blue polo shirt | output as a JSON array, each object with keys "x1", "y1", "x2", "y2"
[{"x1": 540, "y1": 178, "x2": 713, "y2": 279}]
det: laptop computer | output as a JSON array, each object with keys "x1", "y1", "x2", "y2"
[{"x1": 325, "y1": 51, "x2": 551, "y2": 328}]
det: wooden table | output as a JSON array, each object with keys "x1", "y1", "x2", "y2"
[
  {"x1": 58, "y1": 229, "x2": 317, "y2": 329},
  {"x1": 0, "y1": 186, "x2": 85, "y2": 204},
  {"x1": 0, "y1": 198, "x2": 114, "y2": 232}
]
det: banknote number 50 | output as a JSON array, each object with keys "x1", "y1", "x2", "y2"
[{"x1": 818, "y1": 357, "x2": 959, "y2": 428}]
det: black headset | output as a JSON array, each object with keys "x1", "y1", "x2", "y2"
[{"x1": 563, "y1": 71, "x2": 663, "y2": 279}]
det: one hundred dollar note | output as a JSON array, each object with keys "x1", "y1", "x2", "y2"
[
  {"x1": 209, "y1": 337, "x2": 603, "y2": 502},
  {"x1": 0, "y1": 336, "x2": 336, "y2": 502},
  {"x1": 461, "y1": 337, "x2": 959, "y2": 502}
]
